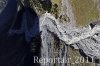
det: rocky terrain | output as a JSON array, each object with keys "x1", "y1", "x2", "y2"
[
  {"x1": 31, "y1": 0, "x2": 100, "y2": 66},
  {"x1": 40, "y1": 12, "x2": 100, "y2": 66}
]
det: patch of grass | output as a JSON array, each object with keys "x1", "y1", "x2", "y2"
[
  {"x1": 30, "y1": 0, "x2": 61, "y2": 17},
  {"x1": 51, "y1": 0, "x2": 61, "y2": 6},
  {"x1": 51, "y1": 0, "x2": 61, "y2": 18},
  {"x1": 70, "y1": 0, "x2": 99, "y2": 26}
]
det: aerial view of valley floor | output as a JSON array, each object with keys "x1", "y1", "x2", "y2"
[
  {"x1": 0, "y1": 0, "x2": 100, "y2": 66},
  {"x1": 32, "y1": 0, "x2": 100, "y2": 66}
]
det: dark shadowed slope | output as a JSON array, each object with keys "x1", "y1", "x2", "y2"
[{"x1": 0, "y1": 0, "x2": 40, "y2": 66}]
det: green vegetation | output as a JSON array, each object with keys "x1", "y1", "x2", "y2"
[
  {"x1": 39, "y1": 0, "x2": 52, "y2": 12},
  {"x1": 70, "y1": 0, "x2": 99, "y2": 26},
  {"x1": 29, "y1": 0, "x2": 44, "y2": 15},
  {"x1": 29, "y1": 0, "x2": 61, "y2": 18},
  {"x1": 51, "y1": 0, "x2": 61, "y2": 18}
]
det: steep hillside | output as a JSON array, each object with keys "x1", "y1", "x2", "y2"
[{"x1": 30, "y1": 0, "x2": 100, "y2": 66}]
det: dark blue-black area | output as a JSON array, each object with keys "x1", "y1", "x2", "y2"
[{"x1": 0, "y1": 0, "x2": 39, "y2": 66}]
